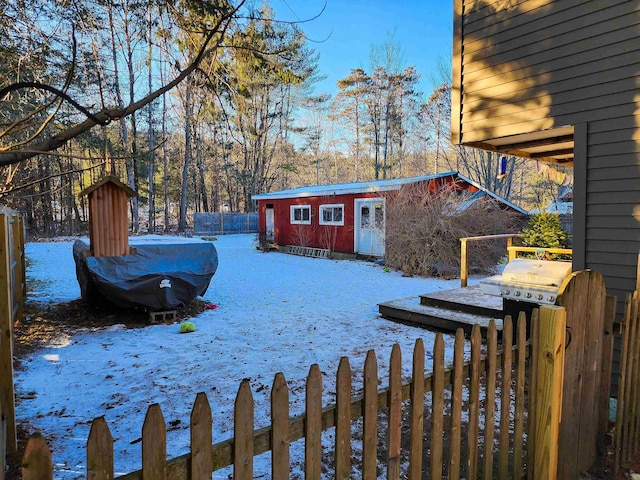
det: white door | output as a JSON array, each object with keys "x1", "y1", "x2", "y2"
[
  {"x1": 265, "y1": 205, "x2": 275, "y2": 241},
  {"x1": 355, "y1": 198, "x2": 385, "y2": 256}
]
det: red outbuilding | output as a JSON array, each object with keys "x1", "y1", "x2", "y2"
[{"x1": 252, "y1": 171, "x2": 527, "y2": 257}]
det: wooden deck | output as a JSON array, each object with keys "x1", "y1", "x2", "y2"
[{"x1": 378, "y1": 285, "x2": 504, "y2": 335}]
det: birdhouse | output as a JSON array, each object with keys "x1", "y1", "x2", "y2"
[{"x1": 79, "y1": 176, "x2": 137, "y2": 257}]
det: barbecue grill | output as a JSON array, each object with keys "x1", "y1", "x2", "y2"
[{"x1": 479, "y1": 258, "x2": 572, "y2": 306}]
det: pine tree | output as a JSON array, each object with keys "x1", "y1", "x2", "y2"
[{"x1": 521, "y1": 212, "x2": 568, "y2": 249}]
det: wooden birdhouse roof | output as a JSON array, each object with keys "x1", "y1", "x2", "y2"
[{"x1": 78, "y1": 176, "x2": 137, "y2": 198}]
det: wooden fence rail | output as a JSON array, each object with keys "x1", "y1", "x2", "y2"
[{"x1": 19, "y1": 307, "x2": 567, "y2": 480}]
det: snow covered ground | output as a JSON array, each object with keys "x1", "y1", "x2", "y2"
[{"x1": 17, "y1": 234, "x2": 476, "y2": 478}]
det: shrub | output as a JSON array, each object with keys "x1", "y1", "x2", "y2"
[
  {"x1": 384, "y1": 182, "x2": 523, "y2": 278},
  {"x1": 521, "y1": 212, "x2": 568, "y2": 249},
  {"x1": 520, "y1": 212, "x2": 569, "y2": 259}
]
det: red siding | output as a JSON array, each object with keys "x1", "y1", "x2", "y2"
[
  {"x1": 257, "y1": 174, "x2": 478, "y2": 254},
  {"x1": 259, "y1": 192, "x2": 381, "y2": 254}
]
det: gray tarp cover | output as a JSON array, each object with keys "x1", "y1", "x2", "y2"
[{"x1": 73, "y1": 240, "x2": 218, "y2": 311}]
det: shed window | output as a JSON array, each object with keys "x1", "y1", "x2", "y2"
[
  {"x1": 290, "y1": 205, "x2": 311, "y2": 225},
  {"x1": 319, "y1": 204, "x2": 344, "y2": 226}
]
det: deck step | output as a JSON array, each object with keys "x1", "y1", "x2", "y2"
[
  {"x1": 420, "y1": 285, "x2": 503, "y2": 317},
  {"x1": 378, "y1": 296, "x2": 503, "y2": 335}
]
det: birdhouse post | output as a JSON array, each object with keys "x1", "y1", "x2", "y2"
[{"x1": 79, "y1": 176, "x2": 137, "y2": 257}]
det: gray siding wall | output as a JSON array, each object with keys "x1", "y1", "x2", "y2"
[
  {"x1": 586, "y1": 116, "x2": 640, "y2": 305},
  {"x1": 458, "y1": 0, "x2": 640, "y2": 143},
  {"x1": 456, "y1": 0, "x2": 640, "y2": 302},
  {"x1": 456, "y1": 0, "x2": 640, "y2": 393}
]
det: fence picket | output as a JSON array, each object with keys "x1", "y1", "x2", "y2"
[
  {"x1": 305, "y1": 365, "x2": 322, "y2": 480},
  {"x1": 623, "y1": 293, "x2": 639, "y2": 465},
  {"x1": 484, "y1": 320, "x2": 498, "y2": 480},
  {"x1": 142, "y1": 404, "x2": 166, "y2": 480},
  {"x1": 363, "y1": 350, "x2": 378, "y2": 480},
  {"x1": 387, "y1": 344, "x2": 402, "y2": 480},
  {"x1": 499, "y1": 316, "x2": 513, "y2": 480},
  {"x1": 599, "y1": 296, "x2": 616, "y2": 450},
  {"x1": 234, "y1": 380, "x2": 254, "y2": 480},
  {"x1": 528, "y1": 309, "x2": 540, "y2": 480},
  {"x1": 190, "y1": 392, "x2": 212, "y2": 480},
  {"x1": 431, "y1": 333, "x2": 445, "y2": 480},
  {"x1": 449, "y1": 329, "x2": 465, "y2": 480},
  {"x1": 616, "y1": 294, "x2": 633, "y2": 469},
  {"x1": 87, "y1": 416, "x2": 114, "y2": 480},
  {"x1": 467, "y1": 324, "x2": 481, "y2": 480},
  {"x1": 631, "y1": 293, "x2": 640, "y2": 457},
  {"x1": 409, "y1": 339, "x2": 424, "y2": 480},
  {"x1": 22, "y1": 435, "x2": 52, "y2": 480},
  {"x1": 271, "y1": 373, "x2": 290, "y2": 479},
  {"x1": 335, "y1": 357, "x2": 351, "y2": 479},
  {"x1": 514, "y1": 312, "x2": 527, "y2": 478}
]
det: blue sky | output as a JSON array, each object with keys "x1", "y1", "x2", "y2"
[{"x1": 271, "y1": 0, "x2": 454, "y2": 98}]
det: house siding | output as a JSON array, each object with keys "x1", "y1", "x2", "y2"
[
  {"x1": 586, "y1": 115, "x2": 640, "y2": 308},
  {"x1": 454, "y1": 0, "x2": 640, "y2": 399},
  {"x1": 257, "y1": 192, "x2": 379, "y2": 254},
  {"x1": 254, "y1": 174, "x2": 496, "y2": 255},
  {"x1": 454, "y1": 0, "x2": 640, "y2": 300},
  {"x1": 455, "y1": 0, "x2": 640, "y2": 143}
]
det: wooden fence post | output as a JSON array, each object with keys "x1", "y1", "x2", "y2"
[
  {"x1": 534, "y1": 305, "x2": 566, "y2": 480},
  {"x1": 0, "y1": 214, "x2": 16, "y2": 454},
  {"x1": 460, "y1": 238, "x2": 468, "y2": 287}
]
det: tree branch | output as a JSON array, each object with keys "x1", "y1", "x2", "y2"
[{"x1": 0, "y1": 0, "x2": 245, "y2": 167}]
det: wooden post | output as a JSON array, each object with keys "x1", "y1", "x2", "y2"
[
  {"x1": 534, "y1": 305, "x2": 566, "y2": 480},
  {"x1": 11, "y1": 215, "x2": 24, "y2": 324},
  {"x1": 0, "y1": 215, "x2": 16, "y2": 453},
  {"x1": 460, "y1": 238, "x2": 468, "y2": 288}
]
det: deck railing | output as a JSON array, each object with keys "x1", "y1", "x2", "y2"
[{"x1": 459, "y1": 233, "x2": 522, "y2": 287}]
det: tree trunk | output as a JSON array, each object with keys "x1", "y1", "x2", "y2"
[
  {"x1": 147, "y1": 5, "x2": 155, "y2": 233},
  {"x1": 179, "y1": 82, "x2": 192, "y2": 231}
]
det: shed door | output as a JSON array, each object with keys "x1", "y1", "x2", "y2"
[
  {"x1": 355, "y1": 198, "x2": 385, "y2": 256},
  {"x1": 265, "y1": 204, "x2": 274, "y2": 241}
]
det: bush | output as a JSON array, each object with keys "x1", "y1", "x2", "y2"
[
  {"x1": 384, "y1": 182, "x2": 523, "y2": 278},
  {"x1": 521, "y1": 212, "x2": 568, "y2": 249}
]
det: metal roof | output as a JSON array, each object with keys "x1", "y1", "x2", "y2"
[
  {"x1": 253, "y1": 171, "x2": 528, "y2": 214},
  {"x1": 252, "y1": 171, "x2": 457, "y2": 200}
]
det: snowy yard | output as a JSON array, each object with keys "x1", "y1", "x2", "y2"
[{"x1": 17, "y1": 233, "x2": 475, "y2": 478}]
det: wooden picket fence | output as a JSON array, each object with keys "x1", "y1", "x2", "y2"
[
  {"x1": 615, "y1": 288, "x2": 640, "y2": 471},
  {"x1": 0, "y1": 212, "x2": 26, "y2": 476},
  {"x1": 18, "y1": 306, "x2": 570, "y2": 480}
]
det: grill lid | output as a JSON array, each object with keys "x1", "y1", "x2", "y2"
[{"x1": 501, "y1": 258, "x2": 572, "y2": 287}]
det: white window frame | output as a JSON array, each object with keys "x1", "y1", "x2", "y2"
[
  {"x1": 290, "y1": 205, "x2": 311, "y2": 225},
  {"x1": 319, "y1": 203, "x2": 345, "y2": 226}
]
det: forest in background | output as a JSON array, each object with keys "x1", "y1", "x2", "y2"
[{"x1": 0, "y1": 0, "x2": 571, "y2": 238}]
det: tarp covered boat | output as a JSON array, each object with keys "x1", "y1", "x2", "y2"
[{"x1": 73, "y1": 240, "x2": 218, "y2": 311}]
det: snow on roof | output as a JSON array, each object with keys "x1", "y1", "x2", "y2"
[
  {"x1": 530, "y1": 201, "x2": 574, "y2": 215},
  {"x1": 252, "y1": 171, "x2": 528, "y2": 214},
  {"x1": 252, "y1": 171, "x2": 458, "y2": 200}
]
